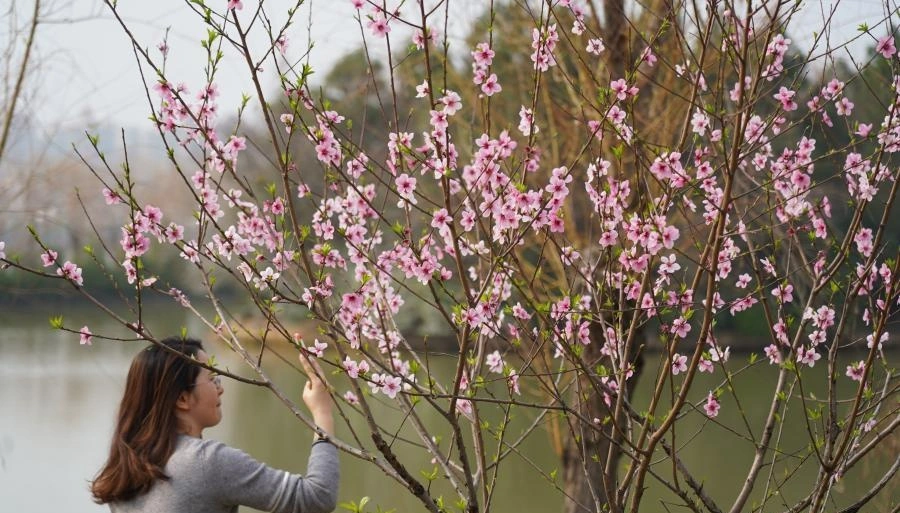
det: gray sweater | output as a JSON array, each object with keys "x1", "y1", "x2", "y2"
[{"x1": 110, "y1": 435, "x2": 339, "y2": 513}]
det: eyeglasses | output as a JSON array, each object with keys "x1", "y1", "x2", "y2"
[{"x1": 189, "y1": 373, "x2": 222, "y2": 389}]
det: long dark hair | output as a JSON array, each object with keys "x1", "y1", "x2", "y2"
[{"x1": 91, "y1": 337, "x2": 204, "y2": 504}]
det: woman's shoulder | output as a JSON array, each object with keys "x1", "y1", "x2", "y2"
[{"x1": 170, "y1": 434, "x2": 246, "y2": 468}]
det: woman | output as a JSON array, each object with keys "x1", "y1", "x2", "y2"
[{"x1": 91, "y1": 336, "x2": 339, "y2": 513}]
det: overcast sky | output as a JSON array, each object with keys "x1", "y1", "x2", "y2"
[{"x1": 16, "y1": 0, "x2": 895, "y2": 135}]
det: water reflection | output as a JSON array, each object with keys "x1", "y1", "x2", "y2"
[{"x1": 0, "y1": 303, "x2": 893, "y2": 512}]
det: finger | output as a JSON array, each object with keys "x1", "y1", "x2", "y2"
[
  {"x1": 307, "y1": 357, "x2": 326, "y2": 377},
  {"x1": 298, "y1": 351, "x2": 315, "y2": 374}
]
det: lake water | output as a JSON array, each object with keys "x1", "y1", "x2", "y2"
[{"x1": 0, "y1": 301, "x2": 894, "y2": 512}]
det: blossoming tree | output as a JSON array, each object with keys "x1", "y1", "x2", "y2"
[{"x1": 2, "y1": 0, "x2": 898, "y2": 512}]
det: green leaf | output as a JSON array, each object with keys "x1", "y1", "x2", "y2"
[
  {"x1": 338, "y1": 501, "x2": 359, "y2": 513},
  {"x1": 49, "y1": 316, "x2": 64, "y2": 329},
  {"x1": 863, "y1": 387, "x2": 874, "y2": 401},
  {"x1": 420, "y1": 466, "x2": 439, "y2": 481}
]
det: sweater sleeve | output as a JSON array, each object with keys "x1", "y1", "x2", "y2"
[{"x1": 203, "y1": 440, "x2": 339, "y2": 513}]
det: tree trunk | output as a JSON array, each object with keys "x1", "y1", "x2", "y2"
[{"x1": 562, "y1": 322, "x2": 643, "y2": 513}]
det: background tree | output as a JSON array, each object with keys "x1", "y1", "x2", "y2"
[{"x1": 2, "y1": 1, "x2": 898, "y2": 513}]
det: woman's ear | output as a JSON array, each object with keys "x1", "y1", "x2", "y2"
[{"x1": 175, "y1": 390, "x2": 193, "y2": 412}]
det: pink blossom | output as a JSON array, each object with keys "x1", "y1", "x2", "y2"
[
  {"x1": 835, "y1": 97, "x2": 854, "y2": 117},
  {"x1": 658, "y1": 253, "x2": 680, "y2": 275},
  {"x1": 415, "y1": 80, "x2": 430, "y2": 98},
  {"x1": 382, "y1": 375, "x2": 402, "y2": 399},
  {"x1": 456, "y1": 398, "x2": 474, "y2": 419},
  {"x1": 764, "y1": 344, "x2": 781, "y2": 365},
  {"x1": 518, "y1": 106, "x2": 538, "y2": 135},
  {"x1": 796, "y1": 346, "x2": 821, "y2": 367},
  {"x1": 486, "y1": 351, "x2": 504, "y2": 373},
  {"x1": 343, "y1": 357, "x2": 362, "y2": 378},
  {"x1": 735, "y1": 273, "x2": 751, "y2": 288},
  {"x1": 350, "y1": 0, "x2": 364, "y2": 9},
  {"x1": 586, "y1": 38, "x2": 605, "y2": 55},
  {"x1": 640, "y1": 46, "x2": 657, "y2": 66},
  {"x1": 471, "y1": 42, "x2": 495, "y2": 66},
  {"x1": 270, "y1": 197, "x2": 285, "y2": 215},
  {"x1": 306, "y1": 339, "x2": 328, "y2": 358},
  {"x1": 164, "y1": 223, "x2": 184, "y2": 243},
  {"x1": 169, "y1": 288, "x2": 190, "y2": 307},
  {"x1": 102, "y1": 188, "x2": 122, "y2": 205},
  {"x1": 704, "y1": 391, "x2": 720, "y2": 417},
  {"x1": 507, "y1": 369, "x2": 521, "y2": 395},
  {"x1": 875, "y1": 35, "x2": 897, "y2": 59},
  {"x1": 222, "y1": 136, "x2": 246, "y2": 160},
  {"x1": 866, "y1": 331, "x2": 888, "y2": 350},
  {"x1": 395, "y1": 174, "x2": 417, "y2": 204},
  {"x1": 671, "y1": 317, "x2": 691, "y2": 339},
  {"x1": 227, "y1": 0, "x2": 243, "y2": 11},
  {"x1": 773, "y1": 87, "x2": 798, "y2": 111},
  {"x1": 709, "y1": 345, "x2": 730, "y2": 363},
  {"x1": 79, "y1": 326, "x2": 93, "y2": 346},
  {"x1": 610, "y1": 78, "x2": 637, "y2": 101},
  {"x1": 813, "y1": 305, "x2": 836, "y2": 329},
  {"x1": 275, "y1": 35, "x2": 289, "y2": 55},
  {"x1": 854, "y1": 228, "x2": 873, "y2": 257},
  {"x1": 41, "y1": 250, "x2": 58, "y2": 267},
  {"x1": 343, "y1": 390, "x2": 359, "y2": 405},
  {"x1": 530, "y1": 24, "x2": 558, "y2": 71},
  {"x1": 367, "y1": 15, "x2": 390, "y2": 38},
  {"x1": 280, "y1": 113, "x2": 294, "y2": 133},
  {"x1": 729, "y1": 295, "x2": 758, "y2": 315},
  {"x1": 671, "y1": 353, "x2": 688, "y2": 375},
  {"x1": 691, "y1": 110, "x2": 710, "y2": 136},
  {"x1": 771, "y1": 283, "x2": 794, "y2": 303},
  {"x1": 412, "y1": 29, "x2": 430, "y2": 50},
  {"x1": 845, "y1": 361, "x2": 865, "y2": 382},
  {"x1": 822, "y1": 78, "x2": 844, "y2": 99},
  {"x1": 342, "y1": 292, "x2": 364, "y2": 313},
  {"x1": 760, "y1": 257, "x2": 776, "y2": 277},
  {"x1": 57, "y1": 261, "x2": 84, "y2": 286},
  {"x1": 511, "y1": 303, "x2": 531, "y2": 320},
  {"x1": 440, "y1": 90, "x2": 462, "y2": 115},
  {"x1": 856, "y1": 123, "x2": 872, "y2": 137},
  {"x1": 481, "y1": 73, "x2": 502, "y2": 96}
]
